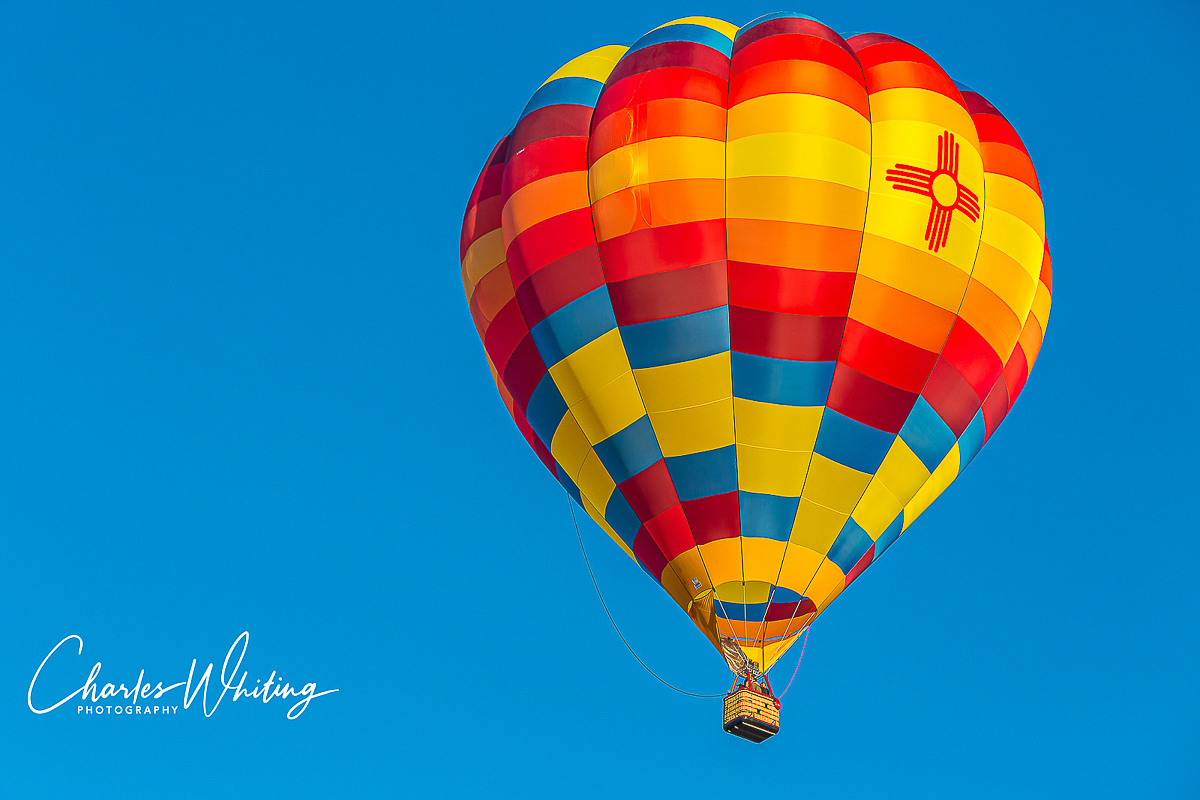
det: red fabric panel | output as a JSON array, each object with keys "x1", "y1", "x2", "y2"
[
  {"x1": 730, "y1": 306, "x2": 844, "y2": 361},
  {"x1": 681, "y1": 492, "x2": 740, "y2": 545},
  {"x1": 607, "y1": 260, "x2": 728, "y2": 325},
  {"x1": 828, "y1": 363, "x2": 919, "y2": 433},
  {"x1": 618, "y1": 459, "x2": 681, "y2": 522},
  {"x1": 838, "y1": 319, "x2": 939, "y2": 393}
]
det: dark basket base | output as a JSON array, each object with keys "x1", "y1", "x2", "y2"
[{"x1": 723, "y1": 715, "x2": 779, "y2": 743}]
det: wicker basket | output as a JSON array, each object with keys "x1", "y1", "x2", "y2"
[{"x1": 723, "y1": 688, "x2": 780, "y2": 742}]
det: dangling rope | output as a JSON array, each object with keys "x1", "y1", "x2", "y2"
[
  {"x1": 777, "y1": 626, "x2": 811, "y2": 699},
  {"x1": 565, "y1": 494, "x2": 724, "y2": 698}
]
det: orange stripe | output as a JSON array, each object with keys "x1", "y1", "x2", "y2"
[{"x1": 729, "y1": 59, "x2": 870, "y2": 118}]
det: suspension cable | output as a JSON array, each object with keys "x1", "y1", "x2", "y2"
[
  {"x1": 777, "y1": 626, "x2": 810, "y2": 698},
  {"x1": 565, "y1": 493, "x2": 724, "y2": 699}
]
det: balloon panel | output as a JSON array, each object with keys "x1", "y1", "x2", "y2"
[{"x1": 460, "y1": 14, "x2": 1052, "y2": 670}]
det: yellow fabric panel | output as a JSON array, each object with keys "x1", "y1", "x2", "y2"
[
  {"x1": 761, "y1": 633, "x2": 803, "y2": 671},
  {"x1": 789, "y1": 498, "x2": 849, "y2": 553},
  {"x1": 733, "y1": 399, "x2": 823, "y2": 452},
  {"x1": 969, "y1": 243, "x2": 1038, "y2": 317},
  {"x1": 647, "y1": 398, "x2": 734, "y2": 457},
  {"x1": 571, "y1": 371, "x2": 646, "y2": 444},
  {"x1": 981, "y1": 206, "x2": 1045, "y2": 280},
  {"x1": 816, "y1": 581, "x2": 845, "y2": 614},
  {"x1": 549, "y1": 328, "x2": 632, "y2": 403},
  {"x1": 776, "y1": 544, "x2": 823, "y2": 588},
  {"x1": 651, "y1": 16, "x2": 739, "y2": 39},
  {"x1": 861, "y1": 192, "x2": 981, "y2": 272},
  {"x1": 461, "y1": 228, "x2": 505, "y2": 286},
  {"x1": 736, "y1": 444, "x2": 812, "y2": 496},
  {"x1": 867, "y1": 88, "x2": 982, "y2": 192},
  {"x1": 575, "y1": 451, "x2": 616, "y2": 512},
  {"x1": 984, "y1": 172, "x2": 1046, "y2": 241},
  {"x1": 581, "y1": 495, "x2": 635, "y2": 561},
  {"x1": 874, "y1": 439, "x2": 932, "y2": 505},
  {"x1": 694, "y1": 537, "x2": 743, "y2": 590},
  {"x1": 1030, "y1": 281, "x2": 1052, "y2": 332},
  {"x1": 726, "y1": 175, "x2": 868, "y2": 230},
  {"x1": 851, "y1": 479, "x2": 905, "y2": 538},
  {"x1": 501, "y1": 171, "x2": 589, "y2": 239},
  {"x1": 633, "y1": 352, "x2": 731, "y2": 412},
  {"x1": 537, "y1": 45, "x2": 628, "y2": 88},
  {"x1": 856, "y1": 233, "x2": 971, "y2": 311},
  {"x1": 902, "y1": 444, "x2": 961, "y2": 530},
  {"x1": 741, "y1": 536, "x2": 787, "y2": 582},
  {"x1": 727, "y1": 133, "x2": 869, "y2": 185},
  {"x1": 801, "y1": 454, "x2": 873, "y2": 514},
  {"x1": 806, "y1": 558, "x2": 847, "y2": 604},
  {"x1": 549, "y1": 413, "x2": 592, "y2": 479},
  {"x1": 589, "y1": 136, "x2": 725, "y2": 200},
  {"x1": 717, "y1": 580, "x2": 772, "y2": 603},
  {"x1": 727, "y1": 93, "x2": 871, "y2": 153}
]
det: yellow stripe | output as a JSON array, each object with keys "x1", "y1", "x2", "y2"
[
  {"x1": 728, "y1": 93, "x2": 871, "y2": 152},
  {"x1": 589, "y1": 137, "x2": 725, "y2": 200},
  {"x1": 538, "y1": 45, "x2": 628, "y2": 88}
]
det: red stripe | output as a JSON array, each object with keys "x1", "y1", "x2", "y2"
[
  {"x1": 503, "y1": 335, "x2": 549, "y2": 413},
  {"x1": 597, "y1": 219, "x2": 726, "y2": 282},
  {"x1": 981, "y1": 376, "x2": 1011, "y2": 440},
  {"x1": 514, "y1": 245, "x2": 606, "y2": 327},
  {"x1": 618, "y1": 459, "x2": 681, "y2": 522},
  {"x1": 592, "y1": 66, "x2": 727, "y2": 131},
  {"x1": 604, "y1": 41, "x2": 730, "y2": 89},
  {"x1": 731, "y1": 28, "x2": 864, "y2": 87},
  {"x1": 730, "y1": 306, "x2": 844, "y2": 361},
  {"x1": 729, "y1": 261, "x2": 855, "y2": 316},
  {"x1": 837, "y1": 319, "x2": 939, "y2": 393},
  {"x1": 508, "y1": 103, "x2": 594, "y2": 153},
  {"x1": 506, "y1": 207, "x2": 596, "y2": 284},
  {"x1": 827, "y1": 363, "x2": 918, "y2": 434},
  {"x1": 607, "y1": 260, "x2": 728, "y2": 325},
  {"x1": 922, "y1": 358, "x2": 982, "y2": 438},
  {"x1": 680, "y1": 492, "x2": 740, "y2": 545},
  {"x1": 502, "y1": 136, "x2": 588, "y2": 197},
  {"x1": 733, "y1": 16, "x2": 858, "y2": 61},
  {"x1": 640, "y1": 503, "x2": 697, "y2": 563}
]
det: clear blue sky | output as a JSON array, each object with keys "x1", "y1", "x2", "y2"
[{"x1": 0, "y1": 1, "x2": 1196, "y2": 797}]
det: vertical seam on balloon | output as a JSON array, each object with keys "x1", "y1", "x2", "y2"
[
  {"x1": 579, "y1": 50, "x2": 738, "y2": 643},
  {"x1": 758, "y1": 28, "x2": 875, "y2": 664},
  {"x1": 803, "y1": 78, "x2": 995, "y2": 623}
]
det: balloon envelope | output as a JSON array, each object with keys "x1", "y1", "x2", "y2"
[{"x1": 460, "y1": 13, "x2": 1052, "y2": 671}]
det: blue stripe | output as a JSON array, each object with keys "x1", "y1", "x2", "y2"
[
  {"x1": 732, "y1": 352, "x2": 834, "y2": 406},
  {"x1": 524, "y1": 374, "x2": 567, "y2": 448},
  {"x1": 874, "y1": 515, "x2": 903, "y2": 557},
  {"x1": 530, "y1": 287, "x2": 617, "y2": 366},
  {"x1": 626, "y1": 24, "x2": 733, "y2": 57},
  {"x1": 519, "y1": 77, "x2": 603, "y2": 118},
  {"x1": 814, "y1": 410, "x2": 894, "y2": 474},
  {"x1": 593, "y1": 416, "x2": 662, "y2": 485},
  {"x1": 827, "y1": 518, "x2": 873, "y2": 574},
  {"x1": 958, "y1": 409, "x2": 986, "y2": 469},
  {"x1": 665, "y1": 446, "x2": 737, "y2": 501},
  {"x1": 602, "y1": 490, "x2": 641, "y2": 549},
  {"x1": 621, "y1": 307, "x2": 729, "y2": 369},
  {"x1": 739, "y1": 491, "x2": 799, "y2": 542},
  {"x1": 899, "y1": 397, "x2": 958, "y2": 472}
]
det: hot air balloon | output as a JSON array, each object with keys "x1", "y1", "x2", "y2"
[{"x1": 459, "y1": 13, "x2": 1052, "y2": 742}]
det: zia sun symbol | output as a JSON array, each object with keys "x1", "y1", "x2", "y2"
[{"x1": 885, "y1": 130, "x2": 980, "y2": 253}]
